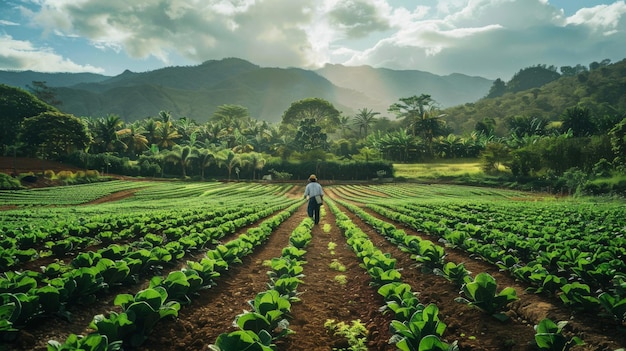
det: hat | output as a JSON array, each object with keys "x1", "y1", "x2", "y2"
[{"x1": 309, "y1": 174, "x2": 317, "y2": 181}]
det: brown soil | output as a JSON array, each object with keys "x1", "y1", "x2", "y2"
[{"x1": 3, "y1": 178, "x2": 625, "y2": 351}]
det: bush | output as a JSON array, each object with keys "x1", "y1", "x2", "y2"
[{"x1": 0, "y1": 173, "x2": 23, "y2": 190}]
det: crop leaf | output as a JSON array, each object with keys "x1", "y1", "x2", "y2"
[
  {"x1": 209, "y1": 330, "x2": 275, "y2": 351},
  {"x1": 456, "y1": 272, "x2": 517, "y2": 321},
  {"x1": 534, "y1": 318, "x2": 583, "y2": 350}
]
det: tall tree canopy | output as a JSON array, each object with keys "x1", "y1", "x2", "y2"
[
  {"x1": 0, "y1": 84, "x2": 57, "y2": 153},
  {"x1": 281, "y1": 98, "x2": 341, "y2": 133},
  {"x1": 20, "y1": 111, "x2": 92, "y2": 158}
]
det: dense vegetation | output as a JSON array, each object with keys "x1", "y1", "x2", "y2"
[{"x1": 1, "y1": 57, "x2": 625, "y2": 195}]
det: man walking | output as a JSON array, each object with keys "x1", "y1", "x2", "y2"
[{"x1": 303, "y1": 174, "x2": 324, "y2": 224}]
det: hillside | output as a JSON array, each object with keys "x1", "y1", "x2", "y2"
[
  {"x1": 442, "y1": 58, "x2": 626, "y2": 135},
  {"x1": 0, "y1": 58, "x2": 492, "y2": 124}
]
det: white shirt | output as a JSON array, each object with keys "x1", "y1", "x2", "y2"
[{"x1": 304, "y1": 182, "x2": 324, "y2": 197}]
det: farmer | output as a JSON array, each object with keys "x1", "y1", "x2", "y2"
[{"x1": 303, "y1": 174, "x2": 324, "y2": 224}]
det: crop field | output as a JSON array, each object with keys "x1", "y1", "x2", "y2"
[{"x1": 1, "y1": 181, "x2": 625, "y2": 351}]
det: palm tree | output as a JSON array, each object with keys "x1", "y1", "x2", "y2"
[
  {"x1": 338, "y1": 115, "x2": 352, "y2": 138},
  {"x1": 232, "y1": 128, "x2": 254, "y2": 153},
  {"x1": 155, "y1": 120, "x2": 181, "y2": 149},
  {"x1": 353, "y1": 108, "x2": 380, "y2": 138},
  {"x1": 216, "y1": 149, "x2": 242, "y2": 180},
  {"x1": 197, "y1": 148, "x2": 215, "y2": 180},
  {"x1": 243, "y1": 152, "x2": 266, "y2": 180},
  {"x1": 117, "y1": 123, "x2": 149, "y2": 158},
  {"x1": 92, "y1": 114, "x2": 125, "y2": 153},
  {"x1": 164, "y1": 145, "x2": 196, "y2": 179}
]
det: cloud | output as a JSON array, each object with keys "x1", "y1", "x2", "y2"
[
  {"x1": 326, "y1": 0, "x2": 391, "y2": 38},
  {"x1": 28, "y1": 0, "x2": 318, "y2": 68},
  {"x1": 0, "y1": 19, "x2": 19, "y2": 26},
  {"x1": 0, "y1": 34, "x2": 105, "y2": 73},
  {"x1": 14, "y1": 0, "x2": 626, "y2": 78},
  {"x1": 339, "y1": 0, "x2": 626, "y2": 79}
]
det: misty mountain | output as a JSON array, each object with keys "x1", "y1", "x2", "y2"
[
  {"x1": 0, "y1": 58, "x2": 492, "y2": 124},
  {"x1": 0, "y1": 70, "x2": 109, "y2": 89}
]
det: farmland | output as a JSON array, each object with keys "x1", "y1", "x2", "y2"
[{"x1": 1, "y1": 181, "x2": 625, "y2": 351}]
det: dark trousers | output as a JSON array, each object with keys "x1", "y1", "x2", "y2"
[{"x1": 307, "y1": 198, "x2": 321, "y2": 224}]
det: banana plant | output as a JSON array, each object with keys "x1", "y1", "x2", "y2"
[{"x1": 455, "y1": 272, "x2": 518, "y2": 321}]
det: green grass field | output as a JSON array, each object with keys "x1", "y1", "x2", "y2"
[{"x1": 393, "y1": 159, "x2": 483, "y2": 179}]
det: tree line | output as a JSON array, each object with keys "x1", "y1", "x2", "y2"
[{"x1": 1, "y1": 80, "x2": 625, "y2": 193}]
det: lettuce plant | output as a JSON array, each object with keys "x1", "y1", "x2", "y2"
[
  {"x1": 235, "y1": 290, "x2": 292, "y2": 339},
  {"x1": 456, "y1": 272, "x2": 518, "y2": 321},
  {"x1": 47, "y1": 333, "x2": 122, "y2": 351},
  {"x1": 433, "y1": 262, "x2": 471, "y2": 287},
  {"x1": 534, "y1": 319, "x2": 583, "y2": 351},
  {"x1": 149, "y1": 270, "x2": 204, "y2": 304},
  {"x1": 598, "y1": 292, "x2": 626, "y2": 322},
  {"x1": 377, "y1": 283, "x2": 421, "y2": 322},
  {"x1": 390, "y1": 304, "x2": 448, "y2": 351},
  {"x1": 113, "y1": 287, "x2": 180, "y2": 347},
  {"x1": 209, "y1": 329, "x2": 275, "y2": 351}
]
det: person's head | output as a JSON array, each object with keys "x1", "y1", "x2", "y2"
[{"x1": 309, "y1": 174, "x2": 317, "y2": 182}]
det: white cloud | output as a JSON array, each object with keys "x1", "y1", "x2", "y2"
[
  {"x1": 0, "y1": 20, "x2": 19, "y2": 26},
  {"x1": 0, "y1": 34, "x2": 105, "y2": 73},
  {"x1": 10, "y1": 0, "x2": 626, "y2": 78},
  {"x1": 337, "y1": 0, "x2": 626, "y2": 79}
]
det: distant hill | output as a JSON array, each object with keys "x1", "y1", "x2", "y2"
[
  {"x1": 0, "y1": 70, "x2": 109, "y2": 89},
  {"x1": 315, "y1": 64, "x2": 493, "y2": 113},
  {"x1": 441, "y1": 58, "x2": 626, "y2": 135},
  {"x1": 0, "y1": 58, "x2": 492, "y2": 124}
]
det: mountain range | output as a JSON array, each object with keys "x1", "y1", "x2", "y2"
[{"x1": 0, "y1": 58, "x2": 493, "y2": 124}]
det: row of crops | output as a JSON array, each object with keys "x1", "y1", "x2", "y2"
[
  {"x1": 1, "y1": 180, "x2": 624, "y2": 350},
  {"x1": 0, "y1": 181, "x2": 301, "y2": 349},
  {"x1": 332, "y1": 184, "x2": 626, "y2": 328}
]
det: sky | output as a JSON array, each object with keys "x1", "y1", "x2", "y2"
[{"x1": 1, "y1": 0, "x2": 625, "y2": 80}]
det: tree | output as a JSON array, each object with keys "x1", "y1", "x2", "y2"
[
  {"x1": 243, "y1": 152, "x2": 266, "y2": 180},
  {"x1": 560, "y1": 106, "x2": 596, "y2": 137},
  {"x1": 211, "y1": 104, "x2": 250, "y2": 127},
  {"x1": 27, "y1": 81, "x2": 62, "y2": 106},
  {"x1": 293, "y1": 118, "x2": 329, "y2": 152},
  {"x1": 485, "y1": 78, "x2": 506, "y2": 99},
  {"x1": 353, "y1": 108, "x2": 380, "y2": 138},
  {"x1": 506, "y1": 65, "x2": 560, "y2": 93},
  {"x1": 20, "y1": 111, "x2": 92, "y2": 159},
  {"x1": 0, "y1": 84, "x2": 56, "y2": 154},
  {"x1": 90, "y1": 114, "x2": 126, "y2": 154},
  {"x1": 164, "y1": 145, "x2": 196, "y2": 178},
  {"x1": 196, "y1": 148, "x2": 215, "y2": 179},
  {"x1": 155, "y1": 118, "x2": 182, "y2": 149},
  {"x1": 475, "y1": 117, "x2": 496, "y2": 136},
  {"x1": 480, "y1": 142, "x2": 511, "y2": 173},
  {"x1": 117, "y1": 123, "x2": 149, "y2": 158},
  {"x1": 281, "y1": 98, "x2": 341, "y2": 133},
  {"x1": 217, "y1": 149, "x2": 242, "y2": 180},
  {"x1": 506, "y1": 115, "x2": 548, "y2": 138},
  {"x1": 609, "y1": 117, "x2": 626, "y2": 168}
]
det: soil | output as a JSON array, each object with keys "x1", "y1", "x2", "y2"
[{"x1": 2, "y1": 162, "x2": 625, "y2": 351}]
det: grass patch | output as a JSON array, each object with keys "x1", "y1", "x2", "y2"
[{"x1": 394, "y1": 159, "x2": 483, "y2": 179}]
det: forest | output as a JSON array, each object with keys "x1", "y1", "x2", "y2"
[{"x1": 1, "y1": 58, "x2": 625, "y2": 195}]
